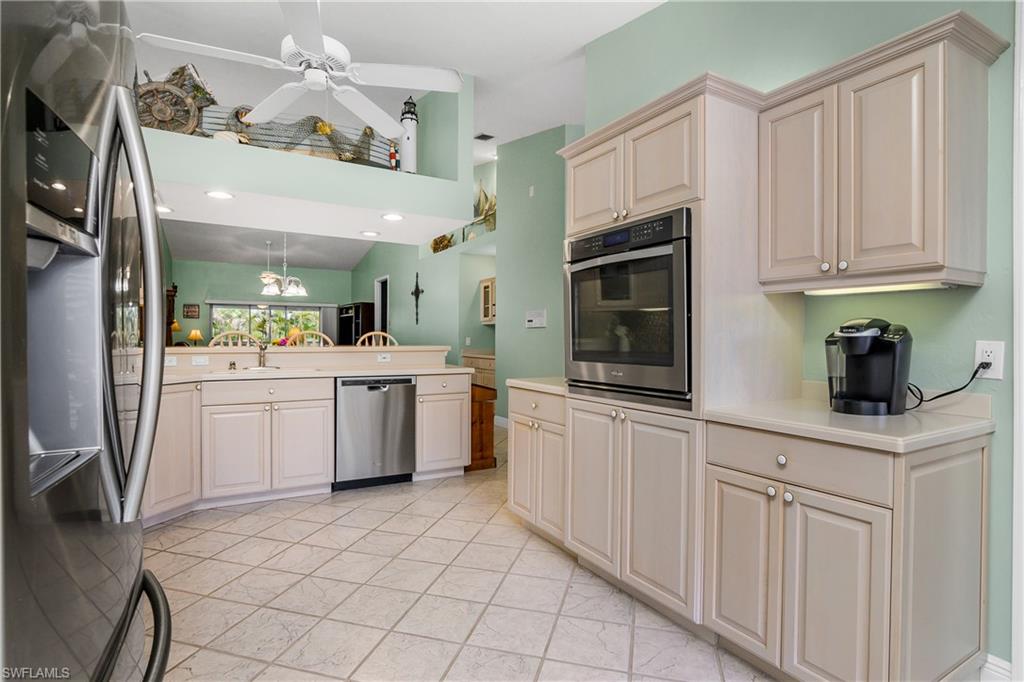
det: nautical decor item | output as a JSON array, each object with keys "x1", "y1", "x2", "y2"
[
  {"x1": 135, "y1": 64, "x2": 217, "y2": 135},
  {"x1": 226, "y1": 107, "x2": 375, "y2": 162},
  {"x1": 400, "y1": 97, "x2": 418, "y2": 173},
  {"x1": 431, "y1": 234, "x2": 454, "y2": 253},
  {"x1": 411, "y1": 272, "x2": 425, "y2": 325}
]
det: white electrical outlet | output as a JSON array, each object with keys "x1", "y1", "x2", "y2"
[
  {"x1": 528, "y1": 185, "x2": 535, "y2": 198},
  {"x1": 377, "y1": 352, "x2": 392, "y2": 363},
  {"x1": 164, "y1": 356, "x2": 178, "y2": 367},
  {"x1": 465, "y1": 337, "x2": 471, "y2": 346},
  {"x1": 974, "y1": 340, "x2": 1005, "y2": 380},
  {"x1": 191, "y1": 355, "x2": 209, "y2": 367}
]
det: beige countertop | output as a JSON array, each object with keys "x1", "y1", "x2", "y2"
[
  {"x1": 506, "y1": 377, "x2": 567, "y2": 396},
  {"x1": 704, "y1": 398, "x2": 995, "y2": 453},
  {"x1": 162, "y1": 365, "x2": 474, "y2": 386},
  {"x1": 461, "y1": 349, "x2": 495, "y2": 359}
]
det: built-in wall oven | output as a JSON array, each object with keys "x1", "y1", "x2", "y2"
[{"x1": 564, "y1": 208, "x2": 691, "y2": 408}]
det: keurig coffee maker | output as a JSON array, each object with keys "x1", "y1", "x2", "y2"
[{"x1": 825, "y1": 318, "x2": 912, "y2": 415}]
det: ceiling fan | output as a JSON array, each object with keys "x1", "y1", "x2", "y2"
[{"x1": 137, "y1": 0, "x2": 462, "y2": 139}]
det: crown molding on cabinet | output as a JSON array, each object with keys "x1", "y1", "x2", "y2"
[
  {"x1": 760, "y1": 10, "x2": 1009, "y2": 109},
  {"x1": 557, "y1": 73, "x2": 765, "y2": 159}
]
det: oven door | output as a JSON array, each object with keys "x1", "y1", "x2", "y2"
[{"x1": 565, "y1": 241, "x2": 690, "y2": 400}]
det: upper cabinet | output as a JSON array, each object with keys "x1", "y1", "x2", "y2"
[
  {"x1": 479, "y1": 277, "x2": 496, "y2": 324},
  {"x1": 759, "y1": 14, "x2": 1009, "y2": 293},
  {"x1": 565, "y1": 99, "x2": 703, "y2": 236}
]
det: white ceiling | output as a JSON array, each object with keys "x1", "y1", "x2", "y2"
[
  {"x1": 127, "y1": 2, "x2": 660, "y2": 164},
  {"x1": 163, "y1": 219, "x2": 374, "y2": 270}
]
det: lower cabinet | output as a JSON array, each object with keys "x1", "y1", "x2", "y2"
[
  {"x1": 272, "y1": 399, "x2": 335, "y2": 490},
  {"x1": 416, "y1": 392, "x2": 470, "y2": 472},
  {"x1": 508, "y1": 410, "x2": 566, "y2": 539},
  {"x1": 142, "y1": 383, "x2": 201, "y2": 517}
]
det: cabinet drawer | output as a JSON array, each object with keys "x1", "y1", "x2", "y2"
[
  {"x1": 202, "y1": 378, "x2": 334, "y2": 406},
  {"x1": 417, "y1": 374, "x2": 470, "y2": 395},
  {"x1": 707, "y1": 424, "x2": 893, "y2": 507},
  {"x1": 463, "y1": 356, "x2": 495, "y2": 371},
  {"x1": 509, "y1": 388, "x2": 565, "y2": 426}
]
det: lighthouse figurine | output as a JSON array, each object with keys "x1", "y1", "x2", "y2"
[{"x1": 400, "y1": 97, "x2": 418, "y2": 174}]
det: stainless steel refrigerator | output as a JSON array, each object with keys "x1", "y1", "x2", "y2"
[{"x1": 3, "y1": 2, "x2": 171, "y2": 679}]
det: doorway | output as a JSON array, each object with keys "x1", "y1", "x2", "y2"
[{"x1": 374, "y1": 276, "x2": 389, "y2": 333}]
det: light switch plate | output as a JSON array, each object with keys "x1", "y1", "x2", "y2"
[
  {"x1": 465, "y1": 337, "x2": 471, "y2": 346},
  {"x1": 191, "y1": 355, "x2": 209, "y2": 367},
  {"x1": 974, "y1": 340, "x2": 1004, "y2": 380},
  {"x1": 164, "y1": 356, "x2": 178, "y2": 367},
  {"x1": 377, "y1": 352, "x2": 392, "y2": 363},
  {"x1": 525, "y1": 309, "x2": 547, "y2": 328}
]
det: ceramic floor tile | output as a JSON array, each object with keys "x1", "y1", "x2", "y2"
[
  {"x1": 536, "y1": 660, "x2": 629, "y2": 682},
  {"x1": 423, "y1": 518, "x2": 484, "y2": 542},
  {"x1": 492, "y1": 574, "x2": 567, "y2": 613},
  {"x1": 398, "y1": 536, "x2": 467, "y2": 564},
  {"x1": 255, "y1": 665, "x2": 339, "y2": 680},
  {"x1": 420, "y1": 486, "x2": 472, "y2": 504},
  {"x1": 171, "y1": 598, "x2": 258, "y2": 646},
  {"x1": 524, "y1": 534, "x2": 564, "y2": 554},
  {"x1": 260, "y1": 544, "x2": 339, "y2": 575},
  {"x1": 290, "y1": 492, "x2": 333, "y2": 504},
  {"x1": 175, "y1": 509, "x2": 244, "y2": 531},
  {"x1": 257, "y1": 519, "x2": 324, "y2": 543},
  {"x1": 632, "y1": 626, "x2": 720, "y2": 682},
  {"x1": 488, "y1": 508, "x2": 525, "y2": 527},
  {"x1": 209, "y1": 607, "x2": 319, "y2": 661},
  {"x1": 157, "y1": 639, "x2": 198, "y2": 671},
  {"x1": 444, "y1": 646, "x2": 540, "y2": 682},
  {"x1": 312, "y1": 551, "x2": 390, "y2": 583},
  {"x1": 352, "y1": 632, "x2": 460, "y2": 682},
  {"x1": 327, "y1": 584, "x2": 419, "y2": 628},
  {"x1": 276, "y1": 619, "x2": 386, "y2": 678},
  {"x1": 300, "y1": 524, "x2": 369, "y2": 550},
  {"x1": 367, "y1": 558, "x2": 445, "y2": 593},
  {"x1": 360, "y1": 494, "x2": 420, "y2": 512},
  {"x1": 401, "y1": 499, "x2": 456, "y2": 518},
  {"x1": 144, "y1": 552, "x2": 203, "y2": 582},
  {"x1": 473, "y1": 523, "x2": 531, "y2": 548},
  {"x1": 267, "y1": 576, "x2": 359, "y2": 617},
  {"x1": 377, "y1": 513, "x2": 438, "y2": 536},
  {"x1": 466, "y1": 605, "x2": 555, "y2": 657},
  {"x1": 561, "y1": 579, "x2": 634, "y2": 624},
  {"x1": 143, "y1": 525, "x2": 203, "y2": 551},
  {"x1": 212, "y1": 567, "x2": 303, "y2": 605},
  {"x1": 546, "y1": 617, "x2": 631, "y2": 671},
  {"x1": 634, "y1": 601, "x2": 681, "y2": 631},
  {"x1": 452, "y1": 543, "x2": 520, "y2": 572},
  {"x1": 165, "y1": 649, "x2": 266, "y2": 681},
  {"x1": 167, "y1": 531, "x2": 247, "y2": 559},
  {"x1": 334, "y1": 508, "x2": 395, "y2": 529},
  {"x1": 213, "y1": 537, "x2": 292, "y2": 566},
  {"x1": 291, "y1": 504, "x2": 350, "y2": 524},
  {"x1": 219, "y1": 501, "x2": 269, "y2": 514},
  {"x1": 346, "y1": 530, "x2": 417, "y2": 557},
  {"x1": 163, "y1": 559, "x2": 250, "y2": 595},
  {"x1": 216, "y1": 514, "x2": 283, "y2": 537},
  {"x1": 444, "y1": 503, "x2": 501, "y2": 523},
  {"x1": 395, "y1": 594, "x2": 484, "y2": 642},
  {"x1": 719, "y1": 649, "x2": 775, "y2": 681},
  {"x1": 427, "y1": 565, "x2": 504, "y2": 603},
  {"x1": 509, "y1": 549, "x2": 575, "y2": 581},
  {"x1": 258, "y1": 500, "x2": 313, "y2": 518}
]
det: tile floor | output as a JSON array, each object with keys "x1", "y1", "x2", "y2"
[{"x1": 142, "y1": 427, "x2": 771, "y2": 681}]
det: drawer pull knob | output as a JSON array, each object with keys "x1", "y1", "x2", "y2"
[
  {"x1": 533, "y1": 422, "x2": 539, "y2": 430},
  {"x1": 838, "y1": 260, "x2": 849, "y2": 271},
  {"x1": 418, "y1": 397, "x2": 424, "y2": 403},
  {"x1": 442, "y1": 382, "x2": 448, "y2": 388},
  {"x1": 776, "y1": 454, "x2": 787, "y2": 466},
  {"x1": 268, "y1": 388, "x2": 275, "y2": 394},
  {"x1": 820, "y1": 262, "x2": 831, "y2": 272},
  {"x1": 612, "y1": 210, "x2": 619, "y2": 220},
  {"x1": 531, "y1": 402, "x2": 538, "y2": 409},
  {"x1": 783, "y1": 491, "x2": 794, "y2": 503},
  {"x1": 610, "y1": 409, "x2": 618, "y2": 418},
  {"x1": 621, "y1": 209, "x2": 629, "y2": 218},
  {"x1": 273, "y1": 405, "x2": 279, "y2": 411},
  {"x1": 619, "y1": 411, "x2": 626, "y2": 421},
  {"x1": 195, "y1": 384, "x2": 201, "y2": 391},
  {"x1": 766, "y1": 486, "x2": 777, "y2": 498},
  {"x1": 264, "y1": 405, "x2": 270, "y2": 411}
]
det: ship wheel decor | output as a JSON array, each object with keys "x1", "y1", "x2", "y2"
[{"x1": 135, "y1": 64, "x2": 217, "y2": 135}]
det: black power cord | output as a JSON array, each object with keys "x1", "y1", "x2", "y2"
[{"x1": 906, "y1": 361, "x2": 992, "y2": 411}]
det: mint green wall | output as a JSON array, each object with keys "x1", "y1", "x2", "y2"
[
  {"x1": 495, "y1": 125, "x2": 583, "y2": 417},
  {"x1": 417, "y1": 91, "x2": 458, "y2": 181},
  {"x1": 169, "y1": 259, "x2": 352, "y2": 345},
  {"x1": 474, "y1": 161, "x2": 497, "y2": 197},
  {"x1": 459, "y1": 254, "x2": 496, "y2": 351},
  {"x1": 585, "y1": 1, "x2": 1014, "y2": 658}
]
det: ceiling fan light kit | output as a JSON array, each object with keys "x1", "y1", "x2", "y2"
[{"x1": 138, "y1": 0, "x2": 462, "y2": 142}]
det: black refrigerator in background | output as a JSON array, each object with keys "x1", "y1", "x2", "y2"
[
  {"x1": 339, "y1": 302, "x2": 375, "y2": 345},
  {"x1": 3, "y1": 2, "x2": 171, "y2": 679}
]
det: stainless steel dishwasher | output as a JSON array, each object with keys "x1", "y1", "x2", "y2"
[{"x1": 335, "y1": 377, "x2": 416, "y2": 490}]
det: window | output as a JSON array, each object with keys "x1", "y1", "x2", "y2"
[{"x1": 211, "y1": 304, "x2": 321, "y2": 344}]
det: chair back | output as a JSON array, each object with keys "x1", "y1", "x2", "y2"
[
  {"x1": 209, "y1": 331, "x2": 260, "y2": 347},
  {"x1": 285, "y1": 331, "x2": 336, "y2": 347},
  {"x1": 355, "y1": 331, "x2": 399, "y2": 347}
]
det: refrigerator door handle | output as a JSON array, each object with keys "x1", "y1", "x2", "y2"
[
  {"x1": 112, "y1": 85, "x2": 164, "y2": 523},
  {"x1": 141, "y1": 569, "x2": 171, "y2": 681}
]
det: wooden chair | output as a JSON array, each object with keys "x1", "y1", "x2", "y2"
[
  {"x1": 286, "y1": 331, "x2": 336, "y2": 347},
  {"x1": 356, "y1": 331, "x2": 399, "y2": 347},
  {"x1": 208, "y1": 331, "x2": 261, "y2": 347}
]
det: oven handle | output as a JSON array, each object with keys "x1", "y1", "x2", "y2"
[{"x1": 567, "y1": 244, "x2": 675, "y2": 272}]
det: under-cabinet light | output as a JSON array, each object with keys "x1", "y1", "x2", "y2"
[{"x1": 804, "y1": 282, "x2": 953, "y2": 296}]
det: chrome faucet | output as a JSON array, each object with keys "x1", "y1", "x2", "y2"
[{"x1": 257, "y1": 342, "x2": 268, "y2": 368}]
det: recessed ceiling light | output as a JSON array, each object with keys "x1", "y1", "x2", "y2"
[
  {"x1": 206, "y1": 190, "x2": 234, "y2": 200},
  {"x1": 492, "y1": 153, "x2": 498, "y2": 160},
  {"x1": 361, "y1": 230, "x2": 381, "y2": 237},
  {"x1": 156, "y1": 205, "x2": 173, "y2": 214},
  {"x1": 72, "y1": 206, "x2": 84, "y2": 213},
  {"x1": 51, "y1": 182, "x2": 67, "y2": 191},
  {"x1": 381, "y1": 213, "x2": 403, "y2": 222}
]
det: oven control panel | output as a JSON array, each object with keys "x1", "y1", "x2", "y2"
[{"x1": 568, "y1": 207, "x2": 689, "y2": 263}]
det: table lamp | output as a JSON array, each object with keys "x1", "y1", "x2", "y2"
[
  {"x1": 170, "y1": 319, "x2": 182, "y2": 332},
  {"x1": 187, "y1": 329, "x2": 204, "y2": 346}
]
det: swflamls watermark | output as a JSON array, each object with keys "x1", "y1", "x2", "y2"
[{"x1": 1, "y1": 668, "x2": 72, "y2": 680}]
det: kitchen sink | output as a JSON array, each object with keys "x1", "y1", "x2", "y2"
[{"x1": 241, "y1": 366, "x2": 282, "y2": 372}]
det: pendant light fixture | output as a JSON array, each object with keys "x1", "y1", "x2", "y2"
[
  {"x1": 260, "y1": 240, "x2": 281, "y2": 296},
  {"x1": 259, "y1": 235, "x2": 308, "y2": 297},
  {"x1": 280, "y1": 234, "x2": 307, "y2": 297}
]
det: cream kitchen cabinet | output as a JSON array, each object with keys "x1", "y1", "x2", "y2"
[
  {"x1": 202, "y1": 403, "x2": 272, "y2": 497},
  {"x1": 479, "y1": 277, "x2": 496, "y2": 324},
  {"x1": 565, "y1": 99, "x2": 702, "y2": 236},
  {"x1": 142, "y1": 383, "x2": 201, "y2": 517},
  {"x1": 416, "y1": 383, "x2": 470, "y2": 472},
  {"x1": 508, "y1": 388, "x2": 567, "y2": 539},
  {"x1": 758, "y1": 18, "x2": 1008, "y2": 292},
  {"x1": 271, "y1": 399, "x2": 334, "y2": 490}
]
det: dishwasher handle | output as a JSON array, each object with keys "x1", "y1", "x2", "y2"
[
  {"x1": 366, "y1": 384, "x2": 390, "y2": 392},
  {"x1": 339, "y1": 377, "x2": 415, "y2": 387}
]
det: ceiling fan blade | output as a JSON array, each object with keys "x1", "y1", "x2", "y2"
[
  {"x1": 330, "y1": 84, "x2": 404, "y2": 139},
  {"x1": 242, "y1": 82, "x2": 309, "y2": 123},
  {"x1": 137, "y1": 33, "x2": 290, "y2": 70},
  {"x1": 278, "y1": 0, "x2": 324, "y2": 55},
  {"x1": 346, "y1": 62, "x2": 463, "y2": 93}
]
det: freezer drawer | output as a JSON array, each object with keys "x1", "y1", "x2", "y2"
[{"x1": 335, "y1": 377, "x2": 416, "y2": 485}]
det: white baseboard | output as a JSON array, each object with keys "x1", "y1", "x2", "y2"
[
  {"x1": 494, "y1": 416, "x2": 508, "y2": 428},
  {"x1": 412, "y1": 467, "x2": 464, "y2": 482},
  {"x1": 979, "y1": 654, "x2": 1012, "y2": 681}
]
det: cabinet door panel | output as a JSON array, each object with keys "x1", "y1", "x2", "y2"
[
  {"x1": 507, "y1": 414, "x2": 535, "y2": 521},
  {"x1": 781, "y1": 485, "x2": 891, "y2": 682},
  {"x1": 759, "y1": 87, "x2": 837, "y2": 281},
  {"x1": 202, "y1": 404, "x2": 271, "y2": 497},
  {"x1": 416, "y1": 393, "x2": 470, "y2": 472},
  {"x1": 565, "y1": 399, "x2": 619, "y2": 575},
  {"x1": 536, "y1": 422, "x2": 566, "y2": 539},
  {"x1": 143, "y1": 384, "x2": 200, "y2": 517},
  {"x1": 621, "y1": 409, "x2": 700, "y2": 619},
  {"x1": 704, "y1": 465, "x2": 782, "y2": 665},
  {"x1": 839, "y1": 44, "x2": 943, "y2": 273},
  {"x1": 567, "y1": 137, "x2": 623, "y2": 236},
  {"x1": 272, "y1": 399, "x2": 334, "y2": 490},
  {"x1": 625, "y1": 99, "x2": 702, "y2": 216}
]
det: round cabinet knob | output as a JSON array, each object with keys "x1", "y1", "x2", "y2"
[
  {"x1": 783, "y1": 491, "x2": 794, "y2": 503},
  {"x1": 612, "y1": 211, "x2": 619, "y2": 220},
  {"x1": 621, "y1": 209, "x2": 629, "y2": 218},
  {"x1": 418, "y1": 397, "x2": 424, "y2": 403},
  {"x1": 838, "y1": 260, "x2": 849, "y2": 271},
  {"x1": 776, "y1": 454, "x2": 787, "y2": 466},
  {"x1": 442, "y1": 382, "x2": 447, "y2": 388},
  {"x1": 533, "y1": 422, "x2": 540, "y2": 430},
  {"x1": 268, "y1": 388, "x2": 275, "y2": 394},
  {"x1": 766, "y1": 485, "x2": 777, "y2": 498},
  {"x1": 273, "y1": 405, "x2": 279, "y2": 411},
  {"x1": 531, "y1": 402, "x2": 538, "y2": 410},
  {"x1": 195, "y1": 384, "x2": 201, "y2": 391},
  {"x1": 264, "y1": 405, "x2": 270, "y2": 411},
  {"x1": 820, "y1": 262, "x2": 831, "y2": 272},
  {"x1": 619, "y1": 411, "x2": 626, "y2": 421},
  {"x1": 610, "y1": 409, "x2": 618, "y2": 418}
]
